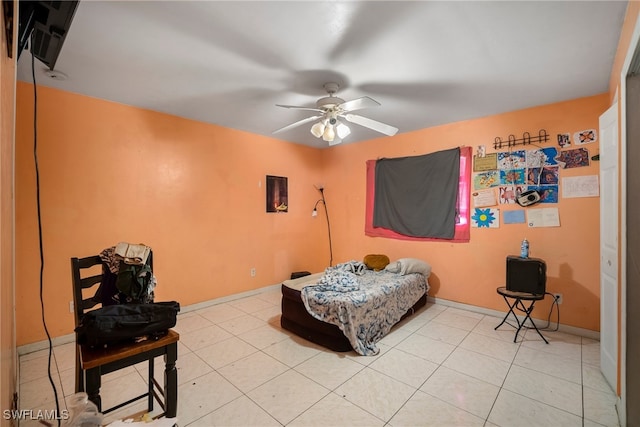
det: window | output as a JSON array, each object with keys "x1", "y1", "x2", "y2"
[{"x1": 365, "y1": 146, "x2": 471, "y2": 242}]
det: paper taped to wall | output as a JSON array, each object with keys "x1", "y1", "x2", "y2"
[
  {"x1": 527, "y1": 208, "x2": 560, "y2": 227},
  {"x1": 472, "y1": 189, "x2": 497, "y2": 207},
  {"x1": 562, "y1": 175, "x2": 599, "y2": 198},
  {"x1": 503, "y1": 210, "x2": 526, "y2": 224}
]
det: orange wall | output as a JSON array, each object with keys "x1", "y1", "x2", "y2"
[
  {"x1": 1, "y1": 0, "x2": 17, "y2": 420},
  {"x1": 14, "y1": 91, "x2": 609, "y2": 345},
  {"x1": 322, "y1": 94, "x2": 608, "y2": 331},
  {"x1": 15, "y1": 84, "x2": 329, "y2": 346}
]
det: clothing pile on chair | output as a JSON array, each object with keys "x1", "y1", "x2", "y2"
[{"x1": 99, "y1": 242, "x2": 156, "y2": 304}]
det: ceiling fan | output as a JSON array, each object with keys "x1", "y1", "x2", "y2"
[{"x1": 273, "y1": 82, "x2": 399, "y2": 145}]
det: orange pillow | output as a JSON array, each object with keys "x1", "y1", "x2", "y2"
[{"x1": 363, "y1": 254, "x2": 390, "y2": 271}]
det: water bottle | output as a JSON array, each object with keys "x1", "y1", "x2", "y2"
[{"x1": 520, "y1": 238, "x2": 529, "y2": 258}]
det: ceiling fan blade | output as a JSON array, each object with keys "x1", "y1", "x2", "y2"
[
  {"x1": 273, "y1": 115, "x2": 323, "y2": 134},
  {"x1": 276, "y1": 104, "x2": 324, "y2": 113},
  {"x1": 339, "y1": 96, "x2": 380, "y2": 112},
  {"x1": 343, "y1": 114, "x2": 398, "y2": 136}
]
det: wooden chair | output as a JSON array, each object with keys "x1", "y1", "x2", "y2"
[{"x1": 71, "y1": 254, "x2": 179, "y2": 418}]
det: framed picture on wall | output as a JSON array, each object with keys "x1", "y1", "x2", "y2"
[{"x1": 266, "y1": 175, "x2": 288, "y2": 213}]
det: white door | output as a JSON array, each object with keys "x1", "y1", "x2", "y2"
[{"x1": 600, "y1": 103, "x2": 618, "y2": 391}]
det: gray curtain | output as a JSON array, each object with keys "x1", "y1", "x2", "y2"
[{"x1": 373, "y1": 147, "x2": 460, "y2": 238}]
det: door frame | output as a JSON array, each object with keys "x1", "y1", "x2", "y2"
[{"x1": 618, "y1": 13, "x2": 640, "y2": 426}]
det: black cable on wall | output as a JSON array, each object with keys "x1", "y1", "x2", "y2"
[{"x1": 30, "y1": 39, "x2": 61, "y2": 427}]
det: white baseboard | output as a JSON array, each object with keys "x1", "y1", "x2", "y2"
[
  {"x1": 428, "y1": 296, "x2": 600, "y2": 341},
  {"x1": 17, "y1": 333, "x2": 75, "y2": 356},
  {"x1": 18, "y1": 284, "x2": 598, "y2": 355},
  {"x1": 177, "y1": 283, "x2": 281, "y2": 315},
  {"x1": 17, "y1": 283, "x2": 283, "y2": 355}
]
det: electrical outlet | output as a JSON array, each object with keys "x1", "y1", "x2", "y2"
[
  {"x1": 69, "y1": 301, "x2": 74, "y2": 313},
  {"x1": 553, "y1": 293, "x2": 563, "y2": 304},
  {"x1": 250, "y1": 268, "x2": 256, "y2": 277}
]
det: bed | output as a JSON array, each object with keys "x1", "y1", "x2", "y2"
[{"x1": 280, "y1": 259, "x2": 430, "y2": 355}]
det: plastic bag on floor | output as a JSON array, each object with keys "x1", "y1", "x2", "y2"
[{"x1": 64, "y1": 392, "x2": 103, "y2": 427}]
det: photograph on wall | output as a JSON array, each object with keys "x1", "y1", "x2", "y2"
[
  {"x1": 526, "y1": 147, "x2": 558, "y2": 168},
  {"x1": 471, "y1": 208, "x2": 500, "y2": 228},
  {"x1": 574, "y1": 129, "x2": 597, "y2": 145},
  {"x1": 498, "y1": 185, "x2": 525, "y2": 204},
  {"x1": 527, "y1": 185, "x2": 558, "y2": 203},
  {"x1": 499, "y1": 169, "x2": 525, "y2": 185},
  {"x1": 266, "y1": 175, "x2": 288, "y2": 213},
  {"x1": 473, "y1": 170, "x2": 500, "y2": 189},
  {"x1": 497, "y1": 150, "x2": 526, "y2": 170},
  {"x1": 557, "y1": 133, "x2": 571, "y2": 148},
  {"x1": 556, "y1": 147, "x2": 590, "y2": 168},
  {"x1": 527, "y1": 166, "x2": 559, "y2": 185}
]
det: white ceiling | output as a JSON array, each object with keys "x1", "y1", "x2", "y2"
[{"x1": 16, "y1": 1, "x2": 627, "y2": 148}]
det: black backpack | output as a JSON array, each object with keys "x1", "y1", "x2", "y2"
[
  {"x1": 115, "y1": 260, "x2": 153, "y2": 303},
  {"x1": 75, "y1": 301, "x2": 180, "y2": 347}
]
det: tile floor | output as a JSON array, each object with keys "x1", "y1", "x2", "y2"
[{"x1": 18, "y1": 289, "x2": 620, "y2": 426}]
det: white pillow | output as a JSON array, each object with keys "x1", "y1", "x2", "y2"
[
  {"x1": 384, "y1": 261, "x2": 401, "y2": 273},
  {"x1": 397, "y1": 258, "x2": 431, "y2": 277}
]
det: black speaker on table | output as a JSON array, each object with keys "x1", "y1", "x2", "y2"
[{"x1": 506, "y1": 256, "x2": 546, "y2": 295}]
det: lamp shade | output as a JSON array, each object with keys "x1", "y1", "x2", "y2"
[
  {"x1": 310, "y1": 121, "x2": 325, "y2": 138},
  {"x1": 336, "y1": 122, "x2": 351, "y2": 139},
  {"x1": 322, "y1": 125, "x2": 336, "y2": 142}
]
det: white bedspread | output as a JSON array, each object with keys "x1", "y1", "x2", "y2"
[{"x1": 300, "y1": 265, "x2": 427, "y2": 356}]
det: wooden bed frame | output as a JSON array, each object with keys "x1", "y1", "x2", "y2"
[{"x1": 280, "y1": 278, "x2": 427, "y2": 352}]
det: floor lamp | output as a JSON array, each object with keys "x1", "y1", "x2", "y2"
[{"x1": 312, "y1": 187, "x2": 333, "y2": 267}]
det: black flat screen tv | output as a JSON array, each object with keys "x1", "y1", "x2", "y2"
[{"x1": 16, "y1": 1, "x2": 79, "y2": 69}]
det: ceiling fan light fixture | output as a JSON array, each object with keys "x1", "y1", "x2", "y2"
[
  {"x1": 275, "y1": 81, "x2": 397, "y2": 144},
  {"x1": 322, "y1": 125, "x2": 336, "y2": 142},
  {"x1": 336, "y1": 122, "x2": 351, "y2": 139},
  {"x1": 310, "y1": 121, "x2": 325, "y2": 138}
]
